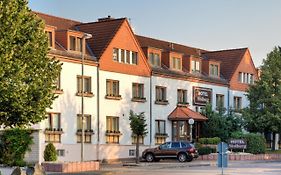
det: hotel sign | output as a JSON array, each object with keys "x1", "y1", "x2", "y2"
[{"x1": 193, "y1": 87, "x2": 212, "y2": 106}]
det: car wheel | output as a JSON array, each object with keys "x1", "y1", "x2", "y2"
[
  {"x1": 186, "y1": 155, "x2": 193, "y2": 162},
  {"x1": 177, "y1": 153, "x2": 187, "y2": 162},
  {"x1": 145, "y1": 153, "x2": 154, "y2": 162}
]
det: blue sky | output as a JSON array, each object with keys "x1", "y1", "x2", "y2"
[{"x1": 29, "y1": 0, "x2": 281, "y2": 67}]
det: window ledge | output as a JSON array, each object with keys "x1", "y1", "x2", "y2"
[
  {"x1": 76, "y1": 92, "x2": 94, "y2": 97},
  {"x1": 106, "y1": 132, "x2": 122, "y2": 136},
  {"x1": 105, "y1": 95, "x2": 122, "y2": 100},
  {"x1": 177, "y1": 103, "x2": 189, "y2": 107},
  {"x1": 44, "y1": 130, "x2": 64, "y2": 134},
  {"x1": 76, "y1": 130, "x2": 94, "y2": 136},
  {"x1": 155, "y1": 100, "x2": 169, "y2": 105},
  {"x1": 155, "y1": 133, "x2": 169, "y2": 138},
  {"x1": 54, "y1": 89, "x2": 64, "y2": 94},
  {"x1": 131, "y1": 97, "x2": 146, "y2": 103}
]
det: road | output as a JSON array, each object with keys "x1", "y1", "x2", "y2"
[{"x1": 48, "y1": 160, "x2": 281, "y2": 175}]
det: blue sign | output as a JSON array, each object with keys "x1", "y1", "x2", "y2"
[{"x1": 217, "y1": 142, "x2": 228, "y2": 168}]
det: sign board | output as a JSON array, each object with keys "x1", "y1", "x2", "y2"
[
  {"x1": 193, "y1": 87, "x2": 212, "y2": 106},
  {"x1": 228, "y1": 139, "x2": 247, "y2": 149},
  {"x1": 217, "y1": 142, "x2": 228, "y2": 168}
]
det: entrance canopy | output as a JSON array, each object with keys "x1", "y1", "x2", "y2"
[{"x1": 168, "y1": 106, "x2": 208, "y2": 121}]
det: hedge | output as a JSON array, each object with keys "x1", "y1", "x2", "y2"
[
  {"x1": 198, "y1": 146, "x2": 217, "y2": 155},
  {"x1": 198, "y1": 137, "x2": 221, "y2": 145}
]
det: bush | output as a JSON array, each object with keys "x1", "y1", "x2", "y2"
[
  {"x1": 198, "y1": 146, "x2": 216, "y2": 155},
  {"x1": 231, "y1": 132, "x2": 266, "y2": 154},
  {"x1": 44, "y1": 143, "x2": 57, "y2": 161},
  {"x1": 0, "y1": 128, "x2": 33, "y2": 166},
  {"x1": 198, "y1": 137, "x2": 221, "y2": 145}
]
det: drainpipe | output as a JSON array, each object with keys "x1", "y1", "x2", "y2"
[
  {"x1": 227, "y1": 86, "x2": 230, "y2": 115},
  {"x1": 149, "y1": 76, "x2": 153, "y2": 147},
  {"x1": 96, "y1": 65, "x2": 100, "y2": 160}
]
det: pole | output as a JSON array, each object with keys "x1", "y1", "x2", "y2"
[
  {"x1": 81, "y1": 36, "x2": 86, "y2": 162},
  {"x1": 221, "y1": 142, "x2": 224, "y2": 175},
  {"x1": 190, "y1": 124, "x2": 193, "y2": 142}
]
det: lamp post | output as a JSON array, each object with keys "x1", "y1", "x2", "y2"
[
  {"x1": 188, "y1": 119, "x2": 194, "y2": 142},
  {"x1": 81, "y1": 33, "x2": 92, "y2": 162}
]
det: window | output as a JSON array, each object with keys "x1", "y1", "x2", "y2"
[
  {"x1": 177, "y1": 89, "x2": 187, "y2": 104},
  {"x1": 69, "y1": 36, "x2": 82, "y2": 52},
  {"x1": 216, "y1": 94, "x2": 224, "y2": 109},
  {"x1": 106, "y1": 116, "x2": 120, "y2": 144},
  {"x1": 54, "y1": 73, "x2": 62, "y2": 94},
  {"x1": 210, "y1": 64, "x2": 219, "y2": 76},
  {"x1": 132, "y1": 83, "x2": 145, "y2": 100},
  {"x1": 106, "y1": 79, "x2": 120, "y2": 98},
  {"x1": 77, "y1": 76, "x2": 92, "y2": 95},
  {"x1": 45, "y1": 31, "x2": 53, "y2": 48},
  {"x1": 155, "y1": 86, "x2": 167, "y2": 103},
  {"x1": 132, "y1": 135, "x2": 144, "y2": 144},
  {"x1": 113, "y1": 48, "x2": 119, "y2": 61},
  {"x1": 120, "y1": 49, "x2": 125, "y2": 63},
  {"x1": 77, "y1": 114, "x2": 92, "y2": 143},
  {"x1": 132, "y1": 51, "x2": 138, "y2": 65},
  {"x1": 57, "y1": 149, "x2": 65, "y2": 157},
  {"x1": 191, "y1": 60, "x2": 200, "y2": 73},
  {"x1": 126, "y1": 50, "x2": 131, "y2": 63},
  {"x1": 172, "y1": 57, "x2": 181, "y2": 70},
  {"x1": 45, "y1": 113, "x2": 62, "y2": 143},
  {"x1": 155, "y1": 120, "x2": 167, "y2": 144},
  {"x1": 149, "y1": 53, "x2": 161, "y2": 67},
  {"x1": 238, "y1": 72, "x2": 254, "y2": 84},
  {"x1": 233, "y1": 96, "x2": 242, "y2": 111}
]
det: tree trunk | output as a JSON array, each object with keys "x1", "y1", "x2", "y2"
[
  {"x1": 272, "y1": 132, "x2": 276, "y2": 151},
  {"x1": 136, "y1": 135, "x2": 140, "y2": 164}
]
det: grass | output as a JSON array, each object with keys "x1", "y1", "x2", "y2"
[{"x1": 265, "y1": 149, "x2": 281, "y2": 154}]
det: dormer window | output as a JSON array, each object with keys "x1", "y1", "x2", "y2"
[
  {"x1": 44, "y1": 25, "x2": 56, "y2": 49},
  {"x1": 210, "y1": 64, "x2": 219, "y2": 77},
  {"x1": 149, "y1": 53, "x2": 160, "y2": 67},
  {"x1": 191, "y1": 60, "x2": 200, "y2": 73},
  {"x1": 45, "y1": 31, "x2": 53, "y2": 48},
  {"x1": 172, "y1": 57, "x2": 181, "y2": 70},
  {"x1": 69, "y1": 36, "x2": 82, "y2": 52}
]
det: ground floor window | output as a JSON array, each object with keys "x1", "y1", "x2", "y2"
[
  {"x1": 45, "y1": 113, "x2": 63, "y2": 143},
  {"x1": 155, "y1": 120, "x2": 168, "y2": 144},
  {"x1": 132, "y1": 135, "x2": 144, "y2": 144},
  {"x1": 106, "y1": 116, "x2": 121, "y2": 144},
  {"x1": 172, "y1": 120, "x2": 200, "y2": 142}
]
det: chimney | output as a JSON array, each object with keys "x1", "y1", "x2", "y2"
[
  {"x1": 98, "y1": 15, "x2": 115, "y2": 22},
  {"x1": 169, "y1": 42, "x2": 174, "y2": 50}
]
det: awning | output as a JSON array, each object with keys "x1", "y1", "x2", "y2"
[{"x1": 168, "y1": 106, "x2": 208, "y2": 121}]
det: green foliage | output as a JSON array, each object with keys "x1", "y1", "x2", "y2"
[
  {"x1": 231, "y1": 132, "x2": 266, "y2": 154},
  {"x1": 198, "y1": 137, "x2": 221, "y2": 145},
  {"x1": 44, "y1": 143, "x2": 57, "y2": 161},
  {"x1": 0, "y1": 0, "x2": 62, "y2": 127},
  {"x1": 243, "y1": 47, "x2": 281, "y2": 134},
  {"x1": 201, "y1": 103, "x2": 243, "y2": 141},
  {"x1": 0, "y1": 128, "x2": 33, "y2": 166},
  {"x1": 198, "y1": 146, "x2": 216, "y2": 155}
]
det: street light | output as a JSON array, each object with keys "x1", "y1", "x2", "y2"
[
  {"x1": 81, "y1": 33, "x2": 92, "y2": 162},
  {"x1": 188, "y1": 118, "x2": 194, "y2": 142}
]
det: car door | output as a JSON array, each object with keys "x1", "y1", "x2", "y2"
[
  {"x1": 169, "y1": 142, "x2": 181, "y2": 158},
  {"x1": 155, "y1": 142, "x2": 170, "y2": 158}
]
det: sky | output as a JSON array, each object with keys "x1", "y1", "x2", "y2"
[{"x1": 28, "y1": 0, "x2": 281, "y2": 67}]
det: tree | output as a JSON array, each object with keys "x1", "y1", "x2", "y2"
[
  {"x1": 243, "y1": 46, "x2": 281, "y2": 150},
  {"x1": 44, "y1": 143, "x2": 57, "y2": 161},
  {"x1": 129, "y1": 110, "x2": 148, "y2": 164},
  {"x1": 201, "y1": 103, "x2": 243, "y2": 141},
  {"x1": 0, "y1": 0, "x2": 61, "y2": 127}
]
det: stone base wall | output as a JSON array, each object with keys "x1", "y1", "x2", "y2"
[
  {"x1": 42, "y1": 161, "x2": 100, "y2": 173},
  {"x1": 197, "y1": 154, "x2": 281, "y2": 161}
]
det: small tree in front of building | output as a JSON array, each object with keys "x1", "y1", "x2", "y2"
[{"x1": 129, "y1": 110, "x2": 148, "y2": 164}]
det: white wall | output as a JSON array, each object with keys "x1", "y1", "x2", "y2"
[{"x1": 229, "y1": 90, "x2": 249, "y2": 109}]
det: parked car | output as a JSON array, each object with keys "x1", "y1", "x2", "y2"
[{"x1": 142, "y1": 141, "x2": 198, "y2": 162}]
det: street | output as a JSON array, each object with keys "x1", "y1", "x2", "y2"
[{"x1": 48, "y1": 160, "x2": 281, "y2": 175}]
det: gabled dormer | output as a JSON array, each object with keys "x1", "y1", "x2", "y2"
[
  {"x1": 44, "y1": 25, "x2": 56, "y2": 49},
  {"x1": 202, "y1": 59, "x2": 221, "y2": 78},
  {"x1": 56, "y1": 30, "x2": 86, "y2": 52},
  {"x1": 162, "y1": 51, "x2": 183, "y2": 71},
  {"x1": 143, "y1": 47, "x2": 162, "y2": 68},
  {"x1": 184, "y1": 55, "x2": 202, "y2": 74}
]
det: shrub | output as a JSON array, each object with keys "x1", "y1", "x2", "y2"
[
  {"x1": 0, "y1": 128, "x2": 33, "y2": 166},
  {"x1": 198, "y1": 146, "x2": 216, "y2": 155},
  {"x1": 44, "y1": 143, "x2": 57, "y2": 161},
  {"x1": 198, "y1": 137, "x2": 221, "y2": 145}
]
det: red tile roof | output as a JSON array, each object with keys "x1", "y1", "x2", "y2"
[
  {"x1": 75, "y1": 18, "x2": 126, "y2": 58},
  {"x1": 34, "y1": 11, "x2": 81, "y2": 30},
  {"x1": 136, "y1": 35, "x2": 205, "y2": 57},
  {"x1": 168, "y1": 106, "x2": 208, "y2": 121},
  {"x1": 202, "y1": 48, "x2": 247, "y2": 81}
]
